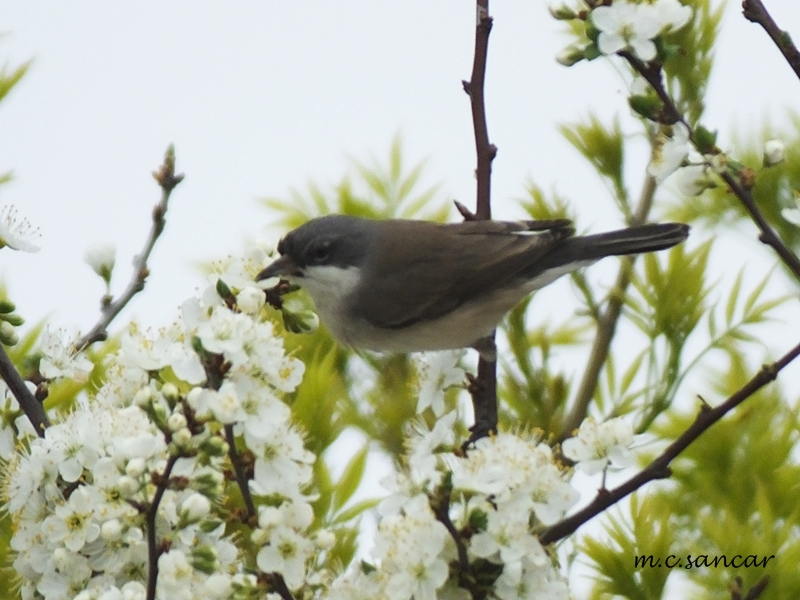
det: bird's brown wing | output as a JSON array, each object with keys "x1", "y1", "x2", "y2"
[{"x1": 351, "y1": 219, "x2": 574, "y2": 329}]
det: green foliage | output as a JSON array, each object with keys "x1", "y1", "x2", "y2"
[
  {"x1": 582, "y1": 495, "x2": 675, "y2": 600},
  {"x1": 661, "y1": 0, "x2": 724, "y2": 125},
  {"x1": 527, "y1": 3, "x2": 800, "y2": 598},
  {"x1": 560, "y1": 115, "x2": 630, "y2": 219},
  {"x1": 646, "y1": 384, "x2": 800, "y2": 600},
  {"x1": 501, "y1": 296, "x2": 591, "y2": 433},
  {"x1": 0, "y1": 56, "x2": 29, "y2": 106},
  {"x1": 262, "y1": 134, "x2": 451, "y2": 229}
]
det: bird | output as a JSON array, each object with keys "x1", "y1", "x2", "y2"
[{"x1": 256, "y1": 215, "x2": 689, "y2": 359}]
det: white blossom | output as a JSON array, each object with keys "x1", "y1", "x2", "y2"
[
  {"x1": 414, "y1": 350, "x2": 465, "y2": 416},
  {"x1": 0, "y1": 205, "x2": 41, "y2": 252},
  {"x1": 39, "y1": 328, "x2": 94, "y2": 382},
  {"x1": 181, "y1": 493, "x2": 211, "y2": 522},
  {"x1": 673, "y1": 165, "x2": 704, "y2": 197},
  {"x1": 236, "y1": 286, "x2": 266, "y2": 314},
  {"x1": 592, "y1": 0, "x2": 692, "y2": 62},
  {"x1": 592, "y1": 0, "x2": 663, "y2": 61},
  {"x1": 648, "y1": 123, "x2": 690, "y2": 182},
  {"x1": 562, "y1": 416, "x2": 635, "y2": 474}
]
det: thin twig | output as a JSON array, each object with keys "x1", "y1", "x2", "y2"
[
  {"x1": 742, "y1": 0, "x2": 800, "y2": 82},
  {"x1": 541, "y1": 339, "x2": 800, "y2": 544},
  {"x1": 202, "y1": 348, "x2": 291, "y2": 597},
  {"x1": 146, "y1": 454, "x2": 180, "y2": 600},
  {"x1": 464, "y1": 0, "x2": 499, "y2": 444},
  {"x1": 621, "y1": 51, "x2": 800, "y2": 281},
  {"x1": 718, "y1": 169, "x2": 800, "y2": 279},
  {"x1": 266, "y1": 573, "x2": 296, "y2": 600},
  {"x1": 224, "y1": 424, "x2": 257, "y2": 520},
  {"x1": 430, "y1": 485, "x2": 476, "y2": 595},
  {"x1": 76, "y1": 146, "x2": 184, "y2": 352},
  {"x1": 0, "y1": 342, "x2": 48, "y2": 435}
]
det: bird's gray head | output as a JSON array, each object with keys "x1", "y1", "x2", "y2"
[{"x1": 256, "y1": 215, "x2": 375, "y2": 281}]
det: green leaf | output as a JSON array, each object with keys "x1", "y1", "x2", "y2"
[
  {"x1": 559, "y1": 114, "x2": 628, "y2": 215},
  {"x1": 332, "y1": 498, "x2": 382, "y2": 525},
  {"x1": 619, "y1": 349, "x2": 647, "y2": 397},
  {"x1": 743, "y1": 267, "x2": 774, "y2": 315},
  {"x1": 332, "y1": 445, "x2": 369, "y2": 513},
  {"x1": 0, "y1": 59, "x2": 31, "y2": 104},
  {"x1": 312, "y1": 459, "x2": 334, "y2": 520},
  {"x1": 725, "y1": 269, "x2": 743, "y2": 326}
]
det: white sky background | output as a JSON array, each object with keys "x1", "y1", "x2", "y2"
[{"x1": 2, "y1": 0, "x2": 800, "y2": 592}]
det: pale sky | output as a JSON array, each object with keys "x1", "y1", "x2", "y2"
[{"x1": 1, "y1": 1, "x2": 798, "y2": 336}]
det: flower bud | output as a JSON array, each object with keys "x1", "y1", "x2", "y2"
[
  {"x1": 101, "y1": 519, "x2": 124, "y2": 541},
  {"x1": 236, "y1": 286, "x2": 266, "y2": 315},
  {"x1": 0, "y1": 321, "x2": 17, "y2": 346},
  {"x1": 126, "y1": 458, "x2": 146, "y2": 478},
  {"x1": 167, "y1": 412, "x2": 188, "y2": 432},
  {"x1": 1, "y1": 313, "x2": 24, "y2": 327},
  {"x1": 0, "y1": 298, "x2": 15, "y2": 314},
  {"x1": 200, "y1": 434, "x2": 229, "y2": 457},
  {"x1": 133, "y1": 387, "x2": 155, "y2": 408},
  {"x1": 161, "y1": 382, "x2": 180, "y2": 403},
  {"x1": 84, "y1": 242, "x2": 116, "y2": 284},
  {"x1": 182, "y1": 492, "x2": 212, "y2": 521},
  {"x1": 190, "y1": 544, "x2": 218, "y2": 574},
  {"x1": 172, "y1": 427, "x2": 192, "y2": 446},
  {"x1": 549, "y1": 2, "x2": 577, "y2": 20},
  {"x1": 556, "y1": 44, "x2": 586, "y2": 67},
  {"x1": 118, "y1": 475, "x2": 140, "y2": 497},
  {"x1": 763, "y1": 139, "x2": 786, "y2": 167},
  {"x1": 315, "y1": 529, "x2": 336, "y2": 550}
]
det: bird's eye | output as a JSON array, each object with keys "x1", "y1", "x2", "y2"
[{"x1": 311, "y1": 243, "x2": 331, "y2": 263}]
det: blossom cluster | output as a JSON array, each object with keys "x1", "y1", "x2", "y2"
[
  {"x1": 328, "y1": 402, "x2": 636, "y2": 600},
  {"x1": 2, "y1": 238, "x2": 639, "y2": 599},
  {"x1": 553, "y1": 0, "x2": 692, "y2": 66},
  {"x1": 2, "y1": 242, "x2": 321, "y2": 600}
]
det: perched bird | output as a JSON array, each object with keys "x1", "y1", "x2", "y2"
[{"x1": 257, "y1": 215, "x2": 689, "y2": 358}]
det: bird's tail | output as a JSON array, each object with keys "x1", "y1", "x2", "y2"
[{"x1": 536, "y1": 223, "x2": 689, "y2": 270}]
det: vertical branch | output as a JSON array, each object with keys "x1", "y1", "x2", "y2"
[
  {"x1": 467, "y1": 0, "x2": 497, "y2": 220},
  {"x1": 463, "y1": 0, "x2": 499, "y2": 443},
  {"x1": 145, "y1": 455, "x2": 179, "y2": 600}
]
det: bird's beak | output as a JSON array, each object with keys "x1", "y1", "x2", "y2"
[{"x1": 256, "y1": 255, "x2": 300, "y2": 281}]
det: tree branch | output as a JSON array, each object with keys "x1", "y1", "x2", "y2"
[
  {"x1": 0, "y1": 342, "x2": 48, "y2": 435},
  {"x1": 541, "y1": 339, "x2": 800, "y2": 545},
  {"x1": 76, "y1": 145, "x2": 184, "y2": 352},
  {"x1": 742, "y1": 0, "x2": 800, "y2": 83},
  {"x1": 146, "y1": 454, "x2": 179, "y2": 600},
  {"x1": 224, "y1": 424, "x2": 257, "y2": 520},
  {"x1": 464, "y1": 0, "x2": 499, "y2": 445}
]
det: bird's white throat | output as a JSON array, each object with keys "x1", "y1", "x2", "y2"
[{"x1": 297, "y1": 265, "x2": 361, "y2": 342}]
